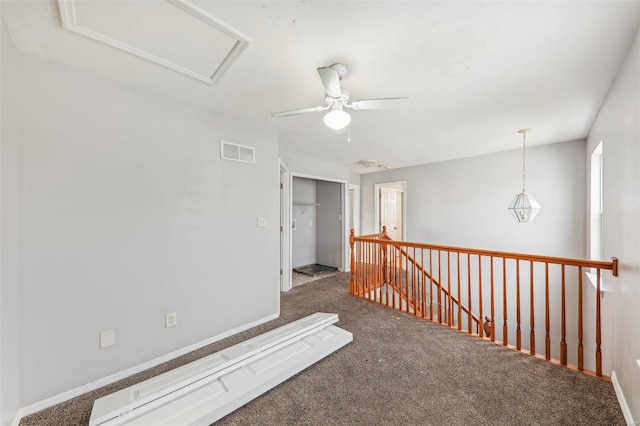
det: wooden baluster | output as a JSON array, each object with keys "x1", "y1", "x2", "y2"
[
  {"x1": 438, "y1": 250, "x2": 443, "y2": 323},
  {"x1": 420, "y1": 247, "x2": 427, "y2": 318},
  {"x1": 478, "y1": 255, "x2": 484, "y2": 338},
  {"x1": 429, "y1": 249, "x2": 434, "y2": 320},
  {"x1": 503, "y1": 258, "x2": 508, "y2": 347},
  {"x1": 361, "y1": 241, "x2": 365, "y2": 298},
  {"x1": 490, "y1": 256, "x2": 495, "y2": 342},
  {"x1": 416, "y1": 248, "x2": 420, "y2": 315},
  {"x1": 414, "y1": 247, "x2": 418, "y2": 316},
  {"x1": 516, "y1": 260, "x2": 521, "y2": 350},
  {"x1": 374, "y1": 238, "x2": 384, "y2": 306},
  {"x1": 372, "y1": 240, "x2": 376, "y2": 300},
  {"x1": 382, "y1": 238, "x2": 388, "y2": 286},
  {"x1": 418, "y1": 248, "x2": 425, "y2": 318},
  {"x1": 349, "y1": 230, "x2": 355, "y2": 294},
  {"x1": 596, "y1": 268, "x2": 602, "y2": 376},
  {"x1": 403, "y1": 243, "x2": 408, "y2": 312},
  {"x1": 369, "y1": 240, "x2": 373, "y2": 301},
  {"x1": 530, "y1": 261, "x2": 536, "y2": 356},
  {"x1": 560, "y1": 265, "x2": 567, "y2": 365},
  {"x1": 467, "y1": 254, "x2": 472, "y2": 334},
  {"x1": 358, "y1": 240, "x2": 363, "y2": 297},
  {"x1": 447, "y1": 252, "x2": 452, "y2": 327},
  {"x1": 361, "y1": 240, "x2": 366, "y2": 298},
  {"x1": 545, "y1": 263, "x2": 550, "y2": 361},
  {"x1": 457, "y1": 252, "x2": 462, "y2": 331},
  {"x1": 578, "y1": 266, "x2": 584, "y2": 370}
]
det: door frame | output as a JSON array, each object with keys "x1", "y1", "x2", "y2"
[
  {"x1": 349, "y1": 184, "x2": 360, "y2": 235},
  {"x1": 374, "y1": 181, "x2": 407, "y2": 240},
  {"x1": 279, "y1": 159, "x2": 292, "y2": 292},
  {"x1": 290, "y1": 172, "x2": 348, "y2": 273}
]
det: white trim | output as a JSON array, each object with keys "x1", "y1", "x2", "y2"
[
  {"x1": 349, "y1": 184, "x2": 360, "y2": 236},
  {"x1": 11, "y1": 313, "x2": 278, "y2": 426},
  {"x1": 612, "y1": 371, "x2": 637, "y2": 426},
  {"x1": 279, "y1": 159, "x2": 292, "y2": 292},
  {"x1": 57, "y1": 0, "x2": 251, "y2": 85}
]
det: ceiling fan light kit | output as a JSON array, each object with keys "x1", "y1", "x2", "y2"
[
  {"x1": 323, "y1": 107, "x2": 351, "y2": 130},
  {"x1": 507, "y1": 128, "x2": 542, "y2": 223},
  {"x1": 271, "y1": 63, "x2": 408, "y2": 130}
]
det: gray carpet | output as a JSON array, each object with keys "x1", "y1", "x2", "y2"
[{"x1": 21, "y1": 273, "x2": 624, "y2": 425}]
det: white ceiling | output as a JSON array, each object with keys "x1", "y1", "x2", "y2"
[{"x1": 2, "y1": 1, "x2": 639, "y2": 173}]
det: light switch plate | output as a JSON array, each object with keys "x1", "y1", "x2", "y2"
[
  {"x1": 257, "y1": 217, "x2": 267, "y2": 227},
  {"x1": 100, "y1": 329, "x2": 115, "y2": 349}
]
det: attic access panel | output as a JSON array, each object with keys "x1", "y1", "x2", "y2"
[{"x1": 58, "y1": 0, "x2": 250, "y2": 84}]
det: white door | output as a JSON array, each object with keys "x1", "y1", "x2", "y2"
[
  {"x1": 375, "y1": 182, "x2": 406, "y2": 241},
  {"x1": 380, "y1": 187, "x2": 403, "y2": 240}
]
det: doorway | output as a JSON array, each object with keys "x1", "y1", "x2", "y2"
[
  {"x1": 374, "y1": 181, "x2": 406, "y2": 240},
  {"x1": 291, "y1": 174, "x2": 346, "y2": 287},
  {"x1": 349, "y1": 184, "x2": 360, "y2": 234}
]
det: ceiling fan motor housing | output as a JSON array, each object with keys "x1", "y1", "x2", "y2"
[{"x1": 326, "y1": 89, "x2": 350, "y2": 106}]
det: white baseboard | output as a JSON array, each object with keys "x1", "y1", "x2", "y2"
[
  {"x1": 612, "y1": 370, "x2": 637, "y2": 425},
  {"x1": 11, "y1": 313, "x2": 279, "y2": 426}
]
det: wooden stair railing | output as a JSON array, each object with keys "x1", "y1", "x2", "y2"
[
  {"x1": 349, "y1": 228, "x2": 618, "y2": 378},
  {"x1": 383, "y1": 235, "x2": 481, "y2": 332}
]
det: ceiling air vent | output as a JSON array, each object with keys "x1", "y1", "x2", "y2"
[{"x1": 220, "y1": 141, "x2": 255, "y2": 164}]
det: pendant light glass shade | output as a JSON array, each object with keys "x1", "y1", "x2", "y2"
[
  {"x1": 508, "y1": 128, "x2": 541, "y2": 223},
  {"x1": 323, "y1": 108, "x2": 351, "y2": 130},
  {"x1": 508, "y1": 191, "x2": 542, "y2": 223}
]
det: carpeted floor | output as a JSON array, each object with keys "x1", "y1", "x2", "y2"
[{"x1": 21, "y1": 273, "x2": 625, "y2": 425}]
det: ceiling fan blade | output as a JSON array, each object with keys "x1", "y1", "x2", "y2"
[
  {"x1": 317, "y1": 66, "x2": 342, "y2": 98},
  {"x1": 348, "y1": 97, "x2": 409, "y2": 110},
  {"x1": 271, "y1": 105, "x2": 329, "y2": 117}
]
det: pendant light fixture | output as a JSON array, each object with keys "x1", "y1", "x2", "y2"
[{"x1": 507, "y1": 128, "x2": 542, "y2": 223}]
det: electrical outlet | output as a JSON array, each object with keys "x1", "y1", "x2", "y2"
[
  {"x1": 100, "y1": 329, "x2": 115, "y2": 349},
  {"x1": 165, "y1": 312, "x2": 177, "y2": 328},
  {"x1": 257, "y1": 217, "x2": 267, "y2": 227}
]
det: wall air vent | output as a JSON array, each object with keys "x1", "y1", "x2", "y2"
[{"x1": 220, "y1": 141, "x2": 255, "y2": 164}]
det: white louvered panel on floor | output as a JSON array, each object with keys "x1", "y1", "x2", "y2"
[{"x1": 89, "y1": 313, "x2": 352, "y2": 426}]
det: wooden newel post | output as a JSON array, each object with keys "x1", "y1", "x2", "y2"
[{"x1": 350, "y1": 229, "x2": 356, "y2": 294}]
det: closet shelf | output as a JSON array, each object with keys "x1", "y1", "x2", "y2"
[{"x1": 293, "y1": 202, "x2": 320, "y2": 215}]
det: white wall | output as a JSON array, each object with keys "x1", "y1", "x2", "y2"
[
  {"x1": 316, "y1": 180, "x2": 341, "y2": 268},
  {"x1": 292, "y1": 177, "x2": 317, "y2": 268},
  {"x1": 1, "y1": 19, "x2": 21, "y2": 426},
  {"x1": 2, "y1": 47, "x2": 280, "y2": 412},
  {"x1": 361, "y1": 140, "x2": 586, "y2": 256},
  {"x1": 588, "y1": 26, "x2": 640, "y2": 423}
]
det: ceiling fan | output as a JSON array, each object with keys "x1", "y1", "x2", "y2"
[{"x1": 271, "y1": 63, "x2": 408, "y2": 130}]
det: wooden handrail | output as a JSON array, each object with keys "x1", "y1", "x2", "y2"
[
  {"x1": 349, "y1": 228, "x2": 619, "y2": 378},
  {"x1": 352, "y1": 236, "x2": 618, "y2": 275}
]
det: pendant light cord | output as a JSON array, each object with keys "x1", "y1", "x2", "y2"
[{"x1": 522, "y1": 131, "x2": 526, "y2": 193}]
